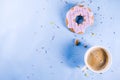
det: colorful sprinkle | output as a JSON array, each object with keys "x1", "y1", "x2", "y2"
[
  {"x1": 91, "y1": 32, "x2": 95, "y2": 36},
  {"x1": 50, "y1": 22, "x2": 55, "y2": 25},
  {"x1": 84, "y1": 73, "x2": 88, "y2": 77}
]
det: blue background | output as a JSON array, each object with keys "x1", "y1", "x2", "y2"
[{"x1": 0, "y1": 0, "x2": 120, "y2": 80}]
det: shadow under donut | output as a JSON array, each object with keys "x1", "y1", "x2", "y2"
[
  {"x1": 62, "y1": 40, "x2": 90, "y2": 68},
  {"x1": 60, "y1": 3, "x2": 76, "y2": 29}
]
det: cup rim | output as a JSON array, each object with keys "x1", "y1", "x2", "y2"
[{"x1": 84, "y1": 46, "x2": 112, "y2": 73}]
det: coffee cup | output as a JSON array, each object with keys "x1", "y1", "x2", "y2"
[{"x1": 84, "y1": 46, "x2": 112, "y2": 73}]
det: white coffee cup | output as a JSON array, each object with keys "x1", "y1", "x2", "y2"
[{"x1": 84, "y1": 46, "x2": 112, "y2": 73}]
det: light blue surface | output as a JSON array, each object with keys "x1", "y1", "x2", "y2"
[{"x1": 0, "y1": 0, "x2": 120, "y2": 80}]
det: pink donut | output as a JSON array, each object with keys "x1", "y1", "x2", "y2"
[{"x1": 66, "y1": 5, "x2": 94, "y2": 34}]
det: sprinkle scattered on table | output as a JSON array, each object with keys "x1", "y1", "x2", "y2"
[
  {"x1": 64, "y1": 0, "x2": 68, "y2": 4},
  {"x1": 42, "y1": 7, "x2": 45, "y2": 10},
  {"x1": 110, "y1": 17, "x2": 113, "y2": 20},
  {"x1": 40, "y1": 25, "x2": 43, "y2": 28},
  {"x1": 74, "y1": 39, "x2": 80, "y2": 46},
  {"x1": 90, "y1": 0, "x2": 92, "y2": 3},
  {"x1": 41, "y1": 46, "x2": 45, "y2": 49},
  {"x1": 60, "y1": 61, "x2": 64, "y2": 63},
  {"x1": 81, "y1": 37, "x2": 84, "y2": 40},
  {"x1": 84, "y1": 73, "x2": 89, "y2": 77},
  {"x1": 111, "y1": 70, "x2": 114, "y2": 72},
  {"x1": 100, "y1": 22, "x2": 103, "y2": 24},
  {"x1": 91, "y1": 32, "x2": 95, "y2": 36},
  {"x1": 77, "y1": 65, "x2": 80, "y2": 68},
  {"x1": 45, "y1": 50, "x2": 47, "y2": 53},
  {"x1": 36, "y1": 49, "x2": 38, "y2": 52},
  {"x1": 49, "y1": 65, "x2": 53, "y2": 69},
  {"x1": 50, "y1": 22, "x2": 55, "y2": 25},
  {"x1": 97, "y1": 6, "x2": 100, "y2": 11},
  {"x1": 51, "y1": 35, "x2": 55, "y2": 40},
  {"x1": 26, "y1": 76, "x2": 30, "y2": 79},
  {"x1": 113, "y1": 32, "x2": 115, "y2": 34},
  {"x1": 84, "y1": 44, "x2": 88, "y2": 48}
]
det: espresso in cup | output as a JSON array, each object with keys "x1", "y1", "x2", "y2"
[{"x1": 84, "y1": 46, "x2": 111, "y2": 73}]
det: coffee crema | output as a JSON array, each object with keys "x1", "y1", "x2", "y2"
[{"x1": 87, "y1": 48, "x2": 108, "y2": 71}]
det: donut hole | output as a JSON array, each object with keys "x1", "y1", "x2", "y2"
[{"x1": 75, "y1": 15, "x2": 84, "y2": 25}]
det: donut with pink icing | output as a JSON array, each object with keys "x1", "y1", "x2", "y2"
[{"x1": 66, "y1": 5, "x2": 94, "y2": 34}]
